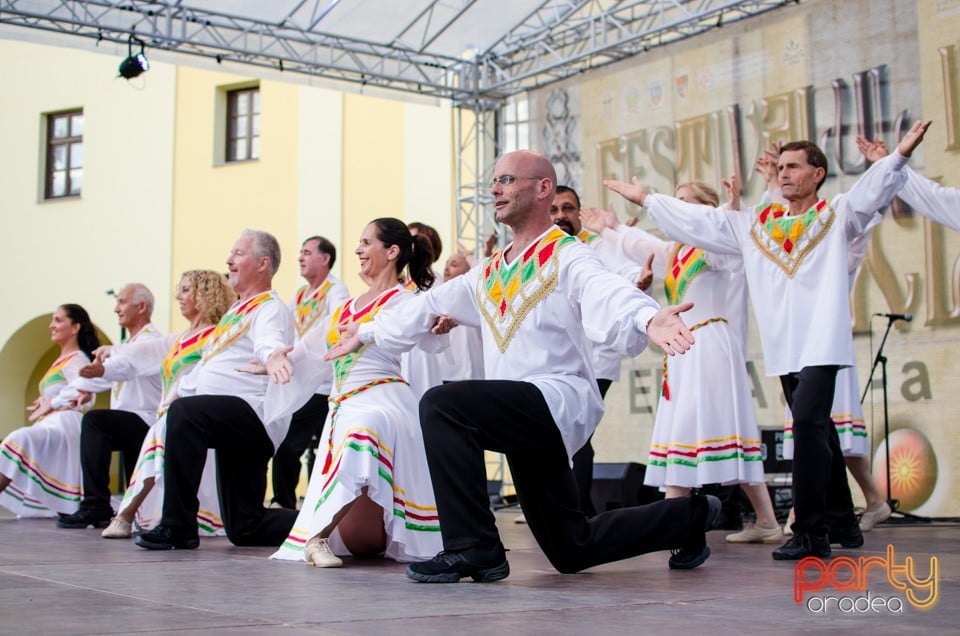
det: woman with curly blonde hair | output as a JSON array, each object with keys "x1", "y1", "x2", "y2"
[{"x1": 99, "y1": 270, "x2": 237, "y2": 539}]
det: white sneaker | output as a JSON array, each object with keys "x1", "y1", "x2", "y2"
[
  {"x1": 101, "y1": 517, "x2": 132, "y2": 539},
  {"x1": 304, "y1": 537, "x2": 343, "y2": 568},
  {"x1": 859, "y1": 502, "x2": 892, "y2": 532},
  {"x1": 725, "y1": 524, "x2": 784, "y2": 544}
]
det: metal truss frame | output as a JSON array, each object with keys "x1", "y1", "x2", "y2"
[
  {"x1": 1, "y1": 0, "x2": 796, "y2": 103},
  {"x1": 0, "y1": 0, "x2": 797, "y2": 264}
]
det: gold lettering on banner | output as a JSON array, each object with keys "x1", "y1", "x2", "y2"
[
  {"x1": 674, "y1": 114, "x2": 715, "y2": 182},
  {"x1": 923, "y1": 217, "x2": 960, "y2": 325},
  {"x1": 597, "y1": 64, "x2": 960, "y2": 334},
  {"x1": 851, "y1": 261, "x2": 870, "y2": 333},
  {"x1": 821, "y1": 66, "x2": 892, "y2": 175},
  {"x1": 939, "y1": 44, "x2": 960, "y2": 150},
  {"x1": 757, "y1": 87, "x2": 814, "y2": 148},
  {"x1": 901, "y1": 361, "x2": 933, "y2": 401}
]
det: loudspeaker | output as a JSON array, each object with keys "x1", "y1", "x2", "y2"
[
  {"x1": 590, "y1": 462, "x2": 664, "y2": 513},
  {"x1": 760, "y1": 428, "x2": 793, "y2": 474}
]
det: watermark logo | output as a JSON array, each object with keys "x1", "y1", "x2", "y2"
[{"x1": 794, "y1": 545, "x2": 938, "y2": 614}]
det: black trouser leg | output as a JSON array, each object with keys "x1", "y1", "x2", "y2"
[
  {"x1": 271, "y1": 393, "x2": 329, "y2": 509},
  {"x1": 79, "y1": 409, "x2": 150, "y2": 513},
  {"x1": 571, "y1": 378, "x2": 612, "y2": 518},
  {"x1": 420, "y1": 380, "x2": 696, "y2": 573},
  {"x1": 162, "y1": 395, "x2": 296, "y2": 545},
  {"x1": 780, "y1": 365, "x2": 855, "y2": 537}
]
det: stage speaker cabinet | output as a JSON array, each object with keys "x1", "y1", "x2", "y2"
[
  {"x1": 590, "y1": 462, "x2": 664, "y2": 513},
  {"x1": 759, "y1": 428, "x2": 793, "y2": 522},
  {"x1": 760, "y1": 428, "x2": 793, "y2": 475}
]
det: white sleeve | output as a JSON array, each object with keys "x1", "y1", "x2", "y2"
[
  {"x1": 369, "y1": 273, "x2": 481, "y2": 356},
  {"x1": 610, "y1": 225, "x2": 671, "y2": 281},
  {"x1": 836, "y1": 151, "x2": 909, "y2": 238},
  {"x1": 645, "y1": 193, "x2": 744, "y2": 255},
  {"x1": 263, "y1": 328, "x2": 334, "y2": 423},
  {"x1": 98, "y1": 334, "x2": 174, "y2": 382},
  {"x1": 589, "y1": 234, "x2": 644, "y2": 283},
  {"x1": 562, "y1": 244, "x2": 659, "y2": 356},
  {"x1": 897, "y1": 167, "x2": 960, "y2": 232},
  {"x1": 251, "y1": 301, "x2": 295, "y2": 365}
]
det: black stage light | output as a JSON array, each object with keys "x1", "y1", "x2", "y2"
[{"x1": 118, "y1": 34, "x2": 149, "y2": 79}]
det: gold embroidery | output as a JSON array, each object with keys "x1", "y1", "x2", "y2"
[{"x1": 749, "y1": 203, "x2": 836, "y2": 277}]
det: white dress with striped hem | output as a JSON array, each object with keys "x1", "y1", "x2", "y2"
[
  {"x1": 609, "y1": 228, "x2": 765, "y2": 489},
  {"x1": 0, "y1": 352, "x2": 91, "y2": 516},
  {"x1": 270, "y1": 288, "x2": 442, "y2": 563}
]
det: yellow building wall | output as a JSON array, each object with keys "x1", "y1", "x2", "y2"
[
  {"x1": 168, "y1": 68, "x2": 301, "y2": 330},
  {"x1": 0, "y1": 39, "x2": 176, "y2": 437}
]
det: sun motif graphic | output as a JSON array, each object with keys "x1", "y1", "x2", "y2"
[
  {"x1": 872, "y1": 428, "x2": 938, "y2": 511},
  {"x1": 891, "y1": 446, "x2": 923, "y2": 494}
]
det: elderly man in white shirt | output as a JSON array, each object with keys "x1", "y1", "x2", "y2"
[
  {"x1": 135, "y1": 230, "x2": 296, "y2": 550},
  {"x1": 57, "y1": 283, "x2": 163, "y2": 530},
  {"x1": 326, "y1": 150, "x2": 719, "y2": 583}
]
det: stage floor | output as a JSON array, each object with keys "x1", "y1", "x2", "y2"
[{"x1": 0, "y1": 507, "x2": 955, "y2": 635}]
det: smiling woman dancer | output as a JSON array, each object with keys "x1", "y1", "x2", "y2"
[
  {"x1": 0, "y1": 304, "x2": 100, "y2": 516},
  {"x1": 99, "y1": 270, "x2": 237, "y2": 538},
  {"x1": 266, "y1": 218, "x2": 444, "y2": 568}
]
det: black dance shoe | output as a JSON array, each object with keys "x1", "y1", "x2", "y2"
[
  {"x1": 668, "y1": 492, "x2": 721, "y2": 570},
  {"x1": 134, "y1": 524, "x2": 199, "y2": 550},
  {"x1": 56, "y1": 508, "x2": 113, "y2": 529},
  {"x1": 772, "y1": 533, "x2": 831, "y2": 560},
  {"x1": 406, "y1": 543, "x2": 509, "y2": 583}
]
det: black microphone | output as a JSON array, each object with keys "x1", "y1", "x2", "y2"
[{"x1": 874, "y1": 312, "x2": 912, "y2": 322}]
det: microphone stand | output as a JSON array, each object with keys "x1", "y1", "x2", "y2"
[{"x1": 860, "y1": 315, "x2": 929, "y2": 524}]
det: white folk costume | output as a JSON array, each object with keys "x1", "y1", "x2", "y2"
[
  {"x1": 644, "y1": 152, "x2": 909, "y2": 378},
  {"x1": 577, "y1": 228, "x2": 646, "y2": 382},
  {"x1": 118, "y1": 325, "x2": 225, "y2": 535},
  {"x1": 400, "y1": 277, "x2": 449, "y2": 399},
  {"x1": 363, "y1": 227, "x2": 660, "y2": 462},
  {"x1": 438, "y1": 318, "x2": 484, "y2": 382},
  {"x1": 783, "y1": 227, "x2": 873, "y2": 459},
  {"x1": 0, "y1": 352, "x2": 91, "y2": 516},
  {"x1": 177, "y1": 291, "x2": 294, "y2": 449},
  {"x1": 599, "y1": 225, "x2": 764, "y2": 488},
  {"x1": 63, "y1": 324, "x2": 164, "y2": 424},
  {"x1": 291, "y1": 275, "x2": 350, "y2": 359},
  {"x1": 270, "y1": 286, "x2": 443, "y2": 563}
]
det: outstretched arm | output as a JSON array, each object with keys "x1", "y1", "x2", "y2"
[
  {"x1": 604, "y1": 177, "x2": 650, "y2": 207},
  {"x1": 647, "y1": 302, "x2": 696, "y2": 356},
  {"x1": 839, "y1": 120, "x2": 931, "y2": 235}
]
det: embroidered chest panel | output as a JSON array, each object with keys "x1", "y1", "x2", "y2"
[
  {"x1": 477, "y1": 227, "x2": 575, "y2": 353},
  {"x1": 161, "y1": 326, "x2": 215, "y2": 395},
  {"x1": 293, "y1": 281, "x2": 334, "y2": 339},
  {"x1": 328, "y1": 288, "x2": 401, "y2": 392},
  {"x1": 39, "y1": 352, "x2": 78, "y2": 394},
  {"x1": 664, "y1": 245, "x2": 708, "y2": 304},
  {"x1": 202, "y1": 292, "x2": 274, "y2": 363},
  {"x1": 749, "y1": 200, "x2": 836, "y2": 277}
]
